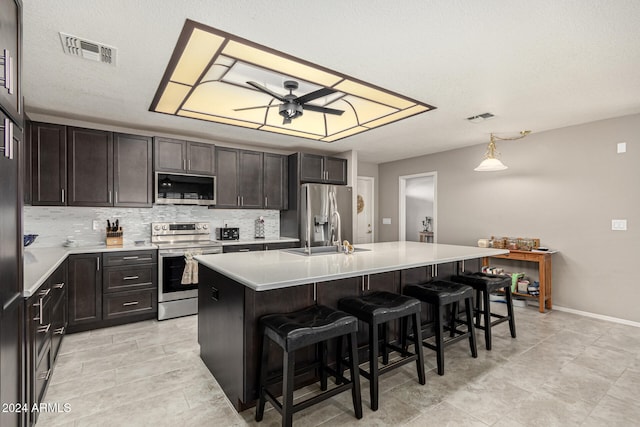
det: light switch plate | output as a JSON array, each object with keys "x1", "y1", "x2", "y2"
[
  {"x1": 612, "y1": 219, "x2": 627, "y2": 231},
  {"x1": 92, "y1": 220, "x2": 101, "y2": 231},
  {"x1": 382, "y1": 218, "x2": 392, "y2": 225},
  {"x1": 617, "y1": 142, "x2": 626, "y2": 154}
]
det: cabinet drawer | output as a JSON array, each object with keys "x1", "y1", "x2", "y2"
[
  {"x1": 223, "y1": 244, "x2": 264, "y2": 253},
  {"x1": 103, "y1": 289, "x2": 157, "y2": 319},
  {"x1": 103, "y1": 250, "x2": 157, "y2": 266},
  {"x1": 103, "y1": 265, "x2": 156, "y2": 293},
  {"x1": 264, "y1": 242, "x2": 297, "y2": 250},
  {"x1": 34, "y1": 342, "x2": 53, "y2": 406}
]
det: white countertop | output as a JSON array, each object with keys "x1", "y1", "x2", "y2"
[
  {"x1": 23, "y1": 244, "x2": 156, "y2": 298},
  {"x1": 195, "y1": 242, "x2": 509, "y2": 291}
]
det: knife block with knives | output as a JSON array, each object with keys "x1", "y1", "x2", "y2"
[{"x1": 106, "y1": 219, "x2": 123, "y2": 247}]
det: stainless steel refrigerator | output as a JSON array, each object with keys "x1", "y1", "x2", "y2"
[{"x1": 300, "y1": 184, "x2": 353, "y2": 250}]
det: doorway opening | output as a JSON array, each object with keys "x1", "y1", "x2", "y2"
[{"x1": 399, "y1": 172, "x2": 436, "y2": 242}]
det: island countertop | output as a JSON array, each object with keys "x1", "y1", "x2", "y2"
[{"x1": 196, "y1": 241, "x2": 509, "y2": 291}]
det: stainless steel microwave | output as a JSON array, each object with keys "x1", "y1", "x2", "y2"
[{"x1": 155, "y1": 172, "x2": 216, "y2": 206}]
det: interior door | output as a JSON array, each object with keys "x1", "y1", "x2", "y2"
[{"x1": 356, "y1": 177, "x2": 374, "y2": 244}]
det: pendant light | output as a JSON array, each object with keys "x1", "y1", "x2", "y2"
[{"x1": 474, "y1": 131, "x2": 531, "y2": 172}]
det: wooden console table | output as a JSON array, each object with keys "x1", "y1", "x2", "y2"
[
  {"x1": 419, "y1": 231, "x2": 434, "y2": 243},
  {"x1": 482, "y1": 249, "x2": 556, "y2": 313}
]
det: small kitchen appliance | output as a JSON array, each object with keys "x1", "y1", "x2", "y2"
[{"x1": 216, "y1": 227, "x2": 239, "y2": 240}]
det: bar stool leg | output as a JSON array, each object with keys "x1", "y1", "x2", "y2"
[
  {"x1": 369, "y1": 321, "x2": 380, "y2": 410},
  {"x1": 412, "y1": 311, "x2": 426, "y2": 385},
  {"x1": 474, "y1": 289, "x2": 482, "y2": 327},
  {"x1": 434, "y1": 304, "x2": 445, "y2": 376},
  {"x1": 319, "y1": 341, "x2": 328, "y2": 391},
  {"x1": 348, "y1": 331, "x2": 363, "y2": 419},
  {"x1": 482, "y1": 289, "x2": 492, "y2": 350},
  {"x1": 282, "y1": 350, "x2": 295, "y2": 427},
  {"x1": 381, "y1": 323, "x2": 389, "y2": 365},
  {"x1": 335, "y1": 335, "x2": 344, "y2": 385},
  {"x1": 255, "y1": 335, "x2": 270, "y2": 422},
  {"x1": 505, "y1": 285, "x2": 517, "y2": 338},
  {"x1": 449, "y1": 302, "x2": 458, "y2": 337},
  {"x1": 465, "y1": 296, "x2": 478, "y2": 358}
]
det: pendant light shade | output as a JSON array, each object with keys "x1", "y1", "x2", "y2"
[{"x1": 474, "y1": 131, "x2": 531, "y2": 172}]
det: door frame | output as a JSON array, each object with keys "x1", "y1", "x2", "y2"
[
  {"x1": 398, "y1": 171, "x2": 437, "y2": 242},
  {"x1": 356, "y1": 176, "x2": 375, "y2": 243}
]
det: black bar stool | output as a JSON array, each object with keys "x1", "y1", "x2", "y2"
[
  {"x1": 403, "y1": 280, "x2": 477, "y2": 375},
  {"x1": 337, "y1": 291, "x2": 425, "y2": 411},
  {"x1": 255, "y1": 305, "x2": 362, "y2": 427},
  {"x1": 451, "y1": 272, "x2": 516, "y2": 350}
]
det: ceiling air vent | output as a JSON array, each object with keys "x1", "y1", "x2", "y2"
[
  {"x1": 59, "y1": 32, "x2": 116, "y2": 66},
  {"x1": 466, "y1": 112, "x2": 495, "y2": 123}
]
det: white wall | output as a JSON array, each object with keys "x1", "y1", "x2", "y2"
[{"x1": 378, "y1": 113, "x2": 640, "y2": 322}]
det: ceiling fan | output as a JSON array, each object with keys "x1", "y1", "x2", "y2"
[{"x1": 235, "y1": 80, "x2": 344, "y2": 124}]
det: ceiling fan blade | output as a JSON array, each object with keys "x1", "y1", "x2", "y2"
[
  {"x1": 295, "y1": 87, "x2": 336, "y2": 105},
  {"x1": 303, "y1": 104, "x2": 344, "y2": 116},
  {"x1": 233, "y1": 105, "x2": 276, "y2": 112},
  {"x1": 246, "y1": 81, "x2": 287, "y2": 102}
]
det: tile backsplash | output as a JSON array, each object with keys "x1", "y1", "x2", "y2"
[{"x1": 24, "y1": 205, "x2": 281, "y2": 248}]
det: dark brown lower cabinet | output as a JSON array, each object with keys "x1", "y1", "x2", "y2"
[
  {"x1": 68, "y1": 253, "x2": 102, "y2": 331},
  {"x1": 26, "y1": 261, "x2": 67, "y2": 427},
  {"x1": 0, "y1": 300, "x2": 24, "y2": 427}
]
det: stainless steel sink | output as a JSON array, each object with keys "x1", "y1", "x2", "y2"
[{"x1": 284, "y1": 246, "x2": 371, "y2": 256}]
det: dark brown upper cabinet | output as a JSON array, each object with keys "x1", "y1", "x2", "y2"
[
  {"x1": 67, "y1": 127, "x2": 113, "y2": 207},
  {"x1": 113, "y1": 133, "x2": 153, "y2": 207},
  {"x1": 154, "y1": 137, "x2": 215, "y2": 176},
  {"x1": 31, "y1": 123, "x2": 152, "y2": 207},
  {"x1": 0, "y1": 0, "x2": 22, "y2": 126},
  {"x1": 299, "y1": 153, "x2": 347, "y2": 185},
  {"x1": 263, "y1": 153, "x2": 288, "y2": 210},
  {"x1": 215, "y1": 147, "x2": 263, "y2": 208},
  {"x1": 31, "y1": 122, "x2": 67, "y2": 206}
]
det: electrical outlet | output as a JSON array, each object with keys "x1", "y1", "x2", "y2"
[
  {"x1": 92, "y1": 220, "x2": 101, "y2": 231},
  {"x1": 382, "y1": 218, "x2": 392, "y2": 225}
]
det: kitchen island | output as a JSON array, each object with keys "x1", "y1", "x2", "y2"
[{"x1": 195, "y1": 241, "x2": 508, "y2": 410}]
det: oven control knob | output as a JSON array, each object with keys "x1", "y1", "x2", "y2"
[
  {"x1": 153, "y1": 225, "x2": 161, "y2": 231},
  {"x1": 162, "y1": 225, "x2": 168, "y2": 230},
  {"x1": 203, "y1": 224, "x2": 209, "y2": 229},
  {"x1": 196, "y1": 224, "x2": 202, "y2": 230}
]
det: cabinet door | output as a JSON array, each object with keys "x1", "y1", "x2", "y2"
[
  {"x1": 239, "y1": 150, "x2": 263, "y2": 208},
  {"x1": 22, "y1": 118, "x2": 31, "y2": 204},
  {"x1": 67, "y1": 127, "x2": 113, "y2": 206},
  {"x1": 0, "y1": 0, "x2": 21, "y2": 124},
  {"x1": 68, "y1": 254, "x2": 102, "y2": 327},
  {"x1": 0, "y1": 299, "x2": 23, "y2": 427},
  {"x1": 324, "y1": 156, "x2": 347, "y2": 185},
  {"x1": 114, "y1": 133, "x2": 152, "y2": 207},
  {"x1": 215, "y1": 147, "x2": 239, "y2": 207},
  {"x1": 299, "y1": 153, "x2": 325, "y2": 183},
  {"x1": 263, "y1": 153, "x2": 287, "y2": 210},
  {"x1": 154, "y1": 137, "x2": 186, "y2": 173},
  {"x1": 187, "y1": 141, "x2": 215, "y2": 175},
  {"x1": 31, "y1": 122, "x2": 66, "y2": 205}
]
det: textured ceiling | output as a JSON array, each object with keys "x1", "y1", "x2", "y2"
[{"x1": 22, "y1": 0, "x2": 640, "y2": 163}]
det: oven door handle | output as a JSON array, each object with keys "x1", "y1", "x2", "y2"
[{"x1": 159, "y1": 249, "x2": 222, "y2": 256}]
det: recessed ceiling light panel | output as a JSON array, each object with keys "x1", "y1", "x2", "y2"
[{"x1": 150, "y1": 20, "x2": 436, "y2": 142}]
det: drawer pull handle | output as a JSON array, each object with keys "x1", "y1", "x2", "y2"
[
  {"x1": 38, "y1": 324, "x2": 51, "y2": 334},
  {"x1": 239, "y1": 249, "x2": 250, "y2": 252},
  {"x1": 122, "y1": 301, "x2": 139, "y2": 306},
  {"x1": 54, "y1": 327, "x2": 65, "y2": 335},
  {"x1": 123, "y1": 276, "x2": 139, "y2": 280},
  {"x1": 38, "y1": 288, "x2": 51, "y2": 297},
  {"x1": 38, "y1": 369, "x2": 52, "y2": 381},
  {"x1": 123, "y1": 256, "x2": 139, "y2": 260},
  {"x1": 53, "y1": 282, "x2": 65, "y2": 289}
]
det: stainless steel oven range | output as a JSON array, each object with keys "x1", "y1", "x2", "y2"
[{"x1": 152, "y1": 221, "x2": 222, "y2": 320}]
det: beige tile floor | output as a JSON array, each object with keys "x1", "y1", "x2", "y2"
[{"x1": 37, "y1": 305, "x2": 640, "y2": 426}]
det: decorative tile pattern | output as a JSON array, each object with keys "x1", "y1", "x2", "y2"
[{"x1": 23, "y1": 206, "x2": 280, "y2": 247}]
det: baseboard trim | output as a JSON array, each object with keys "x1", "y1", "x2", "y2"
[{"x1": 553, "y1": 305, "x2": 640, "y2": 328}]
